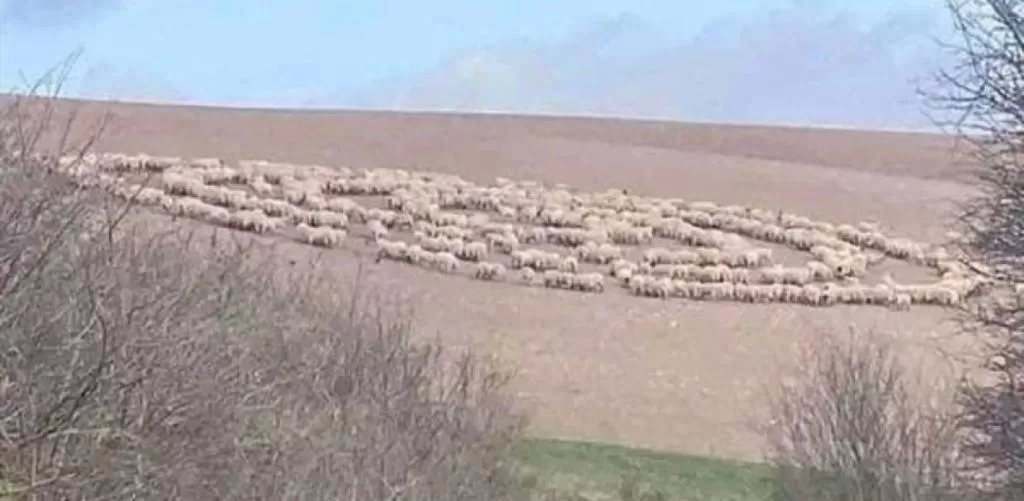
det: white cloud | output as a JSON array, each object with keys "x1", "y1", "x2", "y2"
[{"x1": 318, "y1": 5, "x2": 955, "y2": 130}]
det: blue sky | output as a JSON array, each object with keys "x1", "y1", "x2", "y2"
[{"x1": 0, "y1": 0, "x2": 956, "y2": 129}]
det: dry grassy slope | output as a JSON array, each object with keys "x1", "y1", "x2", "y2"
[{"x1": 46, "y1": 98, "x2": 980, "y2": 461}]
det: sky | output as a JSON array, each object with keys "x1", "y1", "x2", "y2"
[{"x1": 0, "y1": 0, "x2": 958, "y2": 130}]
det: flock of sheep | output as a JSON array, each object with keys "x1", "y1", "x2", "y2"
[{"x1": 53, "y1": 152, "x2": 989, "y2": 310}]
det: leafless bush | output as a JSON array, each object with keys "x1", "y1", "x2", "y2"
[
  {"x1": 0, "y1": 65, "x2": 525, "y2": 500},
  {"x1": 922, "y1": 1, "x2": 1024, "y2": 498},
  {"x1": 762, "y1": 329, "x2": 961, "y2": 501}
]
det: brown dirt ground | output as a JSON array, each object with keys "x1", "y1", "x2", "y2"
[{"x1": 37, "y1": 98, "x2": 986, "y2": 461}]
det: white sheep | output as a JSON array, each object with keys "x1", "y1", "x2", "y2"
[
  {"x1": 366, "y1": 219, "x2": 389, "y2": 242},
  {"x1": 571, "y1": 272, "x2": 605, "y2": 292},
  {"x1": 519, "y1": 267, "x2": 539, "y2": 286},
  {"x1": 161, "y1": 196, "x2": 209, "y2": 218},
  {"x1": 306, "y1": 210, "x2": 348, "y2": 229},
  {"x1": 510, "y1": 249, "x2": 562, "y2": 270},
  {"x1": 574, "y1": 241, "x2": 623, "y2": 264},
  {"x1": 161, "y1": 172, "x2": 205, "y2": 197},
  {"x1": 405, "y1": 245, "x2": 430, "y2": 265},
  {"x1": 485, "y1": 232, "x2": 520, "y2": 254},
  {"x1": 893, "y1": 293, "x2": 912, "y2": 310},
  {"x1": 250, "y1": 178, "x2": 276, "y2": 196},
  {"x1": 455, "y1": 241, "x2": 489, "y2": 262},
  {"x1": 558, "y1": 256, "x2": 579, "y2": 273},
  {"x1": 375, "y1": 239, "x2": 409, "y2": 263},
  {"x1": 609, "y1": 258, "x2": 638, "y2": 280},
  {"x1": 188, "y1": 157, "x2": 225, "y2": 170},
  {"x1": 258, "y1": 199, "x2": 297, "y2": 218},
  {"x1": 474, "y1": 262, "x2": 506, "y2": 280},
  {"x1": 430, "y1": 251, "x2": 460, "y2": 273},
  {"x1": 296, "y1": 223, "x2": 347, "y2": 248},
  {"x1": 229, "y1": 210, "x2": 279, "y2": 234}
]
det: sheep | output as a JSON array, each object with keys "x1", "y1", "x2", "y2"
[
  {"x1": 437, "y1": 225, "x2": 474, "y2": 241},
  {"x1": 626, "y1": 275, "x2": 672, "y2": 298},
  {"x1": 609, "y1": 258, "x2": 639, "y2": 280},
  {"x1": 228, "y1": 210, "x2": 279, "y2": 234},
  {"x1": 865, "y1": 284, "x2": 896, "y2": 306},
  {"x1": 541, "y1": 270, "x2": 605, "y2": 293},
  {"x1": 366, "y1": 219, "x2": 389, "y2": 242},
  {"x1": 474, "y1": 262, "x2": 506, "y2": 280},
  {"x1": 296, "y1": 223, "x2": 346, "y2": 248},
  {"x1": 307, "y1": 210, "x2": 349, "y2": 229},
  {"x1": 88, "y1": 152, "x2": 972, "y2": 308},
  {"x1": 542, "y1": 270, "x2": 568, "y2": 289},
  {"x1": 455, "y1": 241, "x2": 489, "y2": 262},
  {"x1": 188, "y1": 157, "x2": 225, "y2": 170},
  {"x1": 558, "y1": 256, "x2": 579, "y2": 273},
  {"x1": 510, "y1": 249, "x2": 563, "y2": 270},
  {"x1": 365, "y1": 208, "x2": 400, "y2": 227},
  {"x1": 325, "y1": 197, "x2": 364, "y2": 217},
  {"x1": 893, "y1": 293, "x2": 912, "y2": 310},
  {"x1": 405, "y1": 245, "x2": 430, "y2": 266},
  {"x1": 200, "y1": 166, "x2": 241, "y2": 185},
  {"x1": 301, "y1": 195, "x2": 329, "y2": 211},
  {"x1": 375, "y1": 239, "x2": 409, "y2": 263},
  {"x1": 519, "y1": 267, "x2": 539, "y2": 286},
  {"x1": 517, "y1": 227, "x2": 548, "y2": 244},
  {"x1": 695, "y1": 248, "x2": 723, "y2": 266},
  {"x1": 574, "y1": 241, "x2": 623, "y2": 264},
  {"x1": 924, "y1": 285, "x2": 962, "y2": 306},
  {"x1": 806, "y1": 261, "x2": 834, "y2": 282},
  {"x1": 778, "y1": 284, "x2": 804, "y2": 303},
  {"x1": 813, "y1": 284, "x2": 840, "y2": 307},
  {"x1": 467, "y1": 213, "x2": 492, "y2": 228},
  {"x1": 780, "y1": 267, "x2": 812, "y2": 286},
  {"x1": 571, "y1": 272, "x2": 605, "y2": 292},
  {"x1": 651, "y1": 263, "x2": 675, "y2": 278},
  {"x1": 754, "y1": 284, "x2": 785, "y2": 303},
  {"x1": 161, "y1": 172, "x2": 205, "y2": 197},
  {"x1": 730, "y1": 283, "x2": 755, "y2": 303},
  {"x1": 197, "y1": 186, "x2": 258, "y2": 210},
  {"x1": 203, "y1": 206, "x2": 233, "y2": 227},
  {"x1": 161, "y1": 196, "x2": 210, "y2": 218},
  {"x1": 430, "y1": 211, "x2": 470, "y2": 227},
  {"x1": 835, "y1": 285, "x2": 869, "y2": 305},
  {"x1": 485, "y1": 232, "x2": 520, "y2": 254},
  {"x1": 258, "y1": 199, "x2": 297, "y2": 218},
  {"x1": 607, "y1": 224, "x2": 654, "y2": 245},
  {"x1": 642, "y1": 247, "x2": 696, "y2": 265},
  {"x1": 250, "y1": 178, "x2": 276, "y2": 196},
  {"x1": 429, "y1": 251, "x2": 460, "y2": 273},
  {"x1": 111, "y1": 184, "x2": 167, "y2": 206},
  {"x1": 936, "y1": 260, "x2": 970, "y2": 279},
  {"x1": 705, "y1": 282, "x2": 736, "y2": 301},
  {"x1": 644, "y1": 277, "x2": 673, "y2": 299},
  {"x1": 758, "y1": 265, "x2": 785, "y2": 285},
  {"x1": 479, "y1": 222, "x2": 516, "y2": 236},
  {"x1": 545, "y1": 227, "x2": 609, "y2": 247},
  {"x1": 417, "y1": 234, "x2": 462, "y2": 253}
]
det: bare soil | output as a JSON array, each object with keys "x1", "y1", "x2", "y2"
[{"x1": 42, "y1": 98, "x2": 981, "y2": 460}]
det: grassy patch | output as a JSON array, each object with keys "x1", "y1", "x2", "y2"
[{"x1": 513, "y1": 437, "x2": 772, "y2": 501}]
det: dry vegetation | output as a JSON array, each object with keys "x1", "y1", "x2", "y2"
[
  {"x1": 58, "y1": 151, "x2": 988, "y2": 312},
  {"x1": 0, "y1": 91, "x2": 529, "y2": 500},
  {"x1": 763, "y1": 329, "x2": 962, "y2": 501}
]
